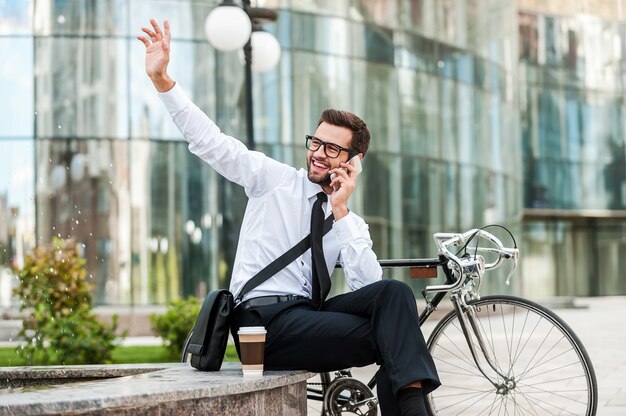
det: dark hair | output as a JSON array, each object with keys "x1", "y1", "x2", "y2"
[{"x1": 317, "y1": 109, "x2": 371, "y2": 156}]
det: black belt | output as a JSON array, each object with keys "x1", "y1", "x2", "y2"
[{"x1": 237, "y1": 295, "x2": 308, "y2": 311}]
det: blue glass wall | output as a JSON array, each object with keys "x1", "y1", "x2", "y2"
[{"x1": 519, "y1": 9, "x2": 626, "y2": 296}]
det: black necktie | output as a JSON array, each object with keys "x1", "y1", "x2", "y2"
[{"x1": 311, "y1": 192, "x2": 331, "y2": 307}]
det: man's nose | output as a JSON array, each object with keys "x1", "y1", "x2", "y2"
[{"x1": 313, "y1": 144, "x2": 326, "y2": 158}]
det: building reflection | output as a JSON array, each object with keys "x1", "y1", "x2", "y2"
[{"x1": 1, "y1": 0, "x2": 626, "y2": 308}]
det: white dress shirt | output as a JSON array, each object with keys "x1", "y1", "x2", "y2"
[{"x1": 159, "y1": 84, "x2": 382, "y2": 304}]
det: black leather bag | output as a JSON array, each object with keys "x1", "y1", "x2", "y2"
[{"x1": 181, "y1": 289, "x2": 233, "y2": 371}]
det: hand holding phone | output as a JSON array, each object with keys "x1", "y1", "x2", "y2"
[
  {"x1": 330, "y1": 156, "x2": 362, "y2": 193},
  {"x1": 330, "y1": 156, "x2": 362, "y2": 182},
  {"x1": 329, "y1": 156, "x2": 362, "y2": 219}
]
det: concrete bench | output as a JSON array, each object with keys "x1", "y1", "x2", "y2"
[{"x1": 0, "y1": 362, "x2": 313, "y2": 415}]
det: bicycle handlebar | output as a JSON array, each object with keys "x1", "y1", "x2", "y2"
[{"x1": 425, "y1": 229, "x2": 520, "y2": 295}]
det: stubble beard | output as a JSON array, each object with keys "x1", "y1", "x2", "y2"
[{"x1": 306, "y1": 157, "x2": 331, "y2": 186}]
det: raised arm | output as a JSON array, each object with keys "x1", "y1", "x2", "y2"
[{"x1": 137, "y1": 19, "x2": 175, "y2": 92}]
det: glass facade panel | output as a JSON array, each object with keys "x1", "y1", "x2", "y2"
[
  {"x1": 0, "y1": 38, "x2": 33, "y2": 137},
  {"x1": 34, "y1": 36, "x2": 127, "y2": 140},
  {"x1": 0, "y1": 140, "x2": 35, "y2": 271},
  {"x1": 0, "y1": 0, "x2": 31, "y2": 34},
  {"x1": 520, "y1": 9, "x2": 626, "y2": 297}
]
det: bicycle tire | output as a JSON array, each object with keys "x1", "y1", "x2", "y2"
[{"x1": 425, "y1": 295, "x2": 597, "y2": 416}]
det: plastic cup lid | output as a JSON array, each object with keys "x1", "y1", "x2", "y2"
[{"x1": 238, "y1": 326, "x2": 267, "y2": 335}]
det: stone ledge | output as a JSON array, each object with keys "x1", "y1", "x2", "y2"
[{"x1": 0, "y1": 362, "x2": 313, "y2": 415}]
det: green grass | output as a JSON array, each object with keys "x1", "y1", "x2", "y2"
[
  {"x1": 110, "y1": 345, "x2": 174, "y2": 363},
  {"x1": 0, "y1": 344, "x2": 240, "y2": 367},
  {"x1": 0, "y1": 347, "x2": 26, "y2": 366}
]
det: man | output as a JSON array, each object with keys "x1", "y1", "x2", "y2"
[{"x1": 138, "y1": 19, "x2": 439, "y2": 416}]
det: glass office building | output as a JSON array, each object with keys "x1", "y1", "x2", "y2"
[
  {"x1": 519, "y1": 0, "x2": 626, "y2": 296},
  {"x1": 0, "y1": 0, "x2": 622, "y2": 306}
]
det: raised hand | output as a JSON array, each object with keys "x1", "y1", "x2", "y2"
[{"x1": 137, "y1": 19, "x2": 174, "y2": 92}]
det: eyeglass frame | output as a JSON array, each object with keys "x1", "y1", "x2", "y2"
[{"x1": 305, "y1": 135, "x2": 359, "y2": 159}]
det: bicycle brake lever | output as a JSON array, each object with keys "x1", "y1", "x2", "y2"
[{"x1": 503, "y1": 248, "x2": 519, "y2": 285}]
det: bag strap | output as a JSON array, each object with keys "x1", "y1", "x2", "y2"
[{"x1": 236, "y1": 213, "x2": 334, "y2": 302}]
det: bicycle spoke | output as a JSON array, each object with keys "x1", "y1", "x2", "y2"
[
  {"x1": 474, "y1": 305, "x2": 506, "y2": 376},
  {"x1": 510, "y1": 314, "x2": 543, "y2": 372},
  {"x1": 521, "y1": 378, "x2": 587, "y2": 396},
  {"x1": 434, "y1": 389, "x2": 493, "y2": 414},
  {"x1": 499, "y1": 303, "x2": 513, "y2": 377},
  {"x1": 511, "y1": 390, "x2": 542, "y2": 416},
  {"x1": 433, "y1": 344, "x2": 486, "y2": 378},
  {"x1": 521, "y1": 359, "x2": 584, "y2": 382},
  {"x1": 516, "y1": 388, "x2": 580, "y2": 416},
  {"x1": 517, "y1": 329, "x2": 567, "y2": 380},
  {"x1": 472, "y1": 394, "x2": 500, "y2": 416},
  {"x1": 508, "y1": 392, "x2": 531, "y2": 416},
  {"x1": 521, "y1": 345, "x2": 575, "y2": 377},
  {"x1": 509, "y1": 306, "x2": 516, "y2": 373},
  {"x1": 437, "y1": 368, "x2": 489, "y2": 379},
  {"x1": 433, "y1": 386, "x2": 494, "y2": 398},
  {"x1": 447, "y1": 320, "x2": 484, "y2": 367},
  {"x1": 511, "y1": 307, "x2": 530, "y2": 374}
]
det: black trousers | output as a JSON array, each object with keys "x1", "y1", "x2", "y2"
[{"x1": 232, "y1": 280, "x2": 440, "y2": 415}]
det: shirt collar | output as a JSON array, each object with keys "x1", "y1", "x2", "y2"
[{"x1": 303, "y1": 171, "x2": 326, "y2": 200}]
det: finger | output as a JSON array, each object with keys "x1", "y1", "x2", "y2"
[
  {"x1": 141, "y1": 27, "x2": 157, "y2": 42},
  {"x1": 340, "y1": 162, "x2": 355, "y2": 175},
  {"x1": 136, "y1": 35, "x2": 150, "y2": 48},
  {"x1": 150, "y1": 18, "x2": 163, "y2": 40},
  {"x1": 164, "y1": 19, "x2": 171, "y2": 43},
  {"x1": 331, "y1": 168, "x2": 350, "y2": 180}
]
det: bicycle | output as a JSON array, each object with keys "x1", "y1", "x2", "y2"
[{"x1": 307, "y1": 226, "x2": 598, "y2": 416}]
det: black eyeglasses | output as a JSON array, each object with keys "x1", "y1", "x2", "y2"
[{"x1": 305, "y1": 135, "x2": 358, "y2": 159}]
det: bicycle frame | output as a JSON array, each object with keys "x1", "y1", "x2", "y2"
[{"x1": 325, "y1": 255, "x2": 508, "y2": 394}]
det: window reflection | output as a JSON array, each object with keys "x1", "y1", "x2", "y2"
[
  {"x1": 0, "y1": 141, "x2": 35, "y2": 275},
  {"x1": 0, "y1": 38, "x2": 33, "y2": 137}
]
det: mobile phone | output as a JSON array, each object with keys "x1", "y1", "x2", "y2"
[{"x1": 330, "y1": 156, "x2": 362, "y2": 182}]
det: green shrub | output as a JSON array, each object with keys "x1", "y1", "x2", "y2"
[
  {"x1": 150, "y1": 296, "x2": 201, "y2": 359},
  {"x1": 13, "y1": 238, "x2": 123, "y2": 365}
]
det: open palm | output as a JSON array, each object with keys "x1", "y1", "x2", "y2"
[{"x1": 137, "y1": 19, "x2": 171, "y2": 80}]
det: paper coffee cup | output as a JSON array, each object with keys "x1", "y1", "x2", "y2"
[{"x1": 238, "y1": 326, "x2": 267, "y2": 377}]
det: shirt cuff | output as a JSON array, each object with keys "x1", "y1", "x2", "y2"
[
  {"x1": 157, "y1": 83, "x2": 190, "y2": 116},
  {"x1": 333, "y1": 212, "x2": 361, "y2": 247}
]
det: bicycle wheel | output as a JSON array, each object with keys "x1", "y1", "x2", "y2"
[{"x1": 426, "y1": 295, "x2": 597, "y2": 416}]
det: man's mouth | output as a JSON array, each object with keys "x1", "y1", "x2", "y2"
[{"x1": 311, "y1": 158, "x2": 330, "y2": 172}]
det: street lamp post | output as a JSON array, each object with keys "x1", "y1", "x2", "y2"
[
  {"x1": 205, "y1": 0, "x2": 280, "y2": 151},
  {"x1": 243, "y1": 31, "x2": 254, "y2": 149}
]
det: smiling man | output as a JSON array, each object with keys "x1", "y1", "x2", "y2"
[{"x1": 138, "y1": 19, "x2": 439, "y2": 416}]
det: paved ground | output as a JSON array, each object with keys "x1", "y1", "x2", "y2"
[{"x1": 307, "y1": 296, "x2": 626, "y2": 416}]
